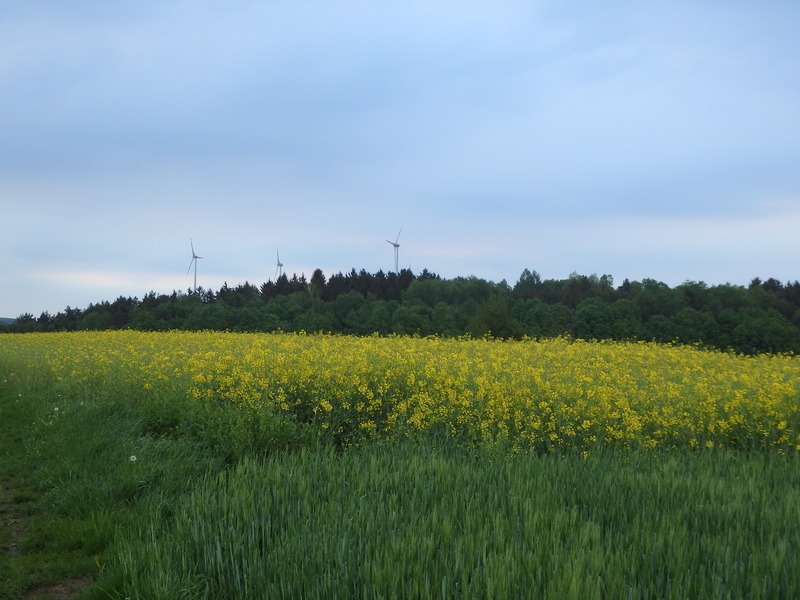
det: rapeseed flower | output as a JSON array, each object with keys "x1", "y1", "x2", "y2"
[{"x1": 2, "y1": 331, "x2": 798, "y2": 453}]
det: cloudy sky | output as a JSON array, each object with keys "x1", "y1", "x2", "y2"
[{"x1": 2, "y1": 1, "x2": 799, "y2": 318}]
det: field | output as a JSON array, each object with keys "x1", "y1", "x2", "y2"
[{"x1": 1, "y1": 331, "x2": 799, "y2": 598}]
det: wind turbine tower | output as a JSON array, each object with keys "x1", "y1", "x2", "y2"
[
  {"x1": 386, "y1": 227, "x2": 402, "y2": 273},
  {"x1": 275, "y1": 248, "x2": 284, "y2": 279},
  {"x1": 187, "y1": 238, "x2": 202, "y2": 293}
]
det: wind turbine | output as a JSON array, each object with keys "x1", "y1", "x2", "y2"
[
  {"x1": 274, "y1": 248, "x2": 284, "y2": 279},
  {"x1": 386, "y1": 227, "x2": 402, "y2": 273},
  {"x1": 187, "y1": 238, "x2": 202, "y2": 293}
]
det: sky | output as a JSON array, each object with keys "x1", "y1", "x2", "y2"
[{"x1": 2, "y1": 1, "x2": 800, "y2": 318}]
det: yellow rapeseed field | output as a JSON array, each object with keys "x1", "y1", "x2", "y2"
[{"x1": 3, "y1": 330, "x2": 798, "y2": 452}]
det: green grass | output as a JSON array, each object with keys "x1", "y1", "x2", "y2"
[
  {"x1": 115, "y1": 445, "x2": 800, "y2": 600},
  {"x1": 1, "y1": 364, "x2": 799, "y2": 599},
  {"x1": 0, "y1": 370, "x2": 225, "y2": 599}
]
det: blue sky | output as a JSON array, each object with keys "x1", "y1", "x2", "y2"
[{"x1": 2, "y1": 1, "x2": 799, "y2": 317}]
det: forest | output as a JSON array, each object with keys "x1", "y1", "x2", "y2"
[{"x1": 3, "y1": 268, "x2": 800, "y2": 355}]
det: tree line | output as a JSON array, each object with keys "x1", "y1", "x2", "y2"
[{"x1": 4, "y1": 268, "x2": 800, "y2": 355}]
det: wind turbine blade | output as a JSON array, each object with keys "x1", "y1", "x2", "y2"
[
  {"x1": 395, "y1": 227, "x2": 402, "y2": 243},
  {"x1": 190, "y1": 238, "x2": 196, "y2": 255},
  {"x1": 187, "y1": 257, "x2": 195, "y2": 274}
]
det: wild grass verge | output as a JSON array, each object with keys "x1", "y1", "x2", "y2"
[{"x1": 0, "y1": 370, "x2": 225, "y2": 599}]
